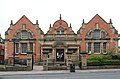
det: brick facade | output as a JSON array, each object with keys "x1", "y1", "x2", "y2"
[
  {"x1": 5, "y1": 15, "x2": 43, "y2": 64},
  {"x1": 3, "y1": 14, "x2": 119, "y2": 64}
]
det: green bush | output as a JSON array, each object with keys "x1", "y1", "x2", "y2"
[
  {"x1": 87, "y1": 60, "x2": 120, "y2": 66},
  {"x1": 103, "y1": 60, "x2": 120, "y2": 65},
  {"x1": 15, "y1": 59, "x2": 20, "y2": 64},
  {"x1": 88, "y1": 54, "x2": 111, "y2": 60},
  {"x1": 87, "y1": 60, "x2": 102, "y2": 66}
]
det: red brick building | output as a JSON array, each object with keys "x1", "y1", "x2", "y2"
[
  {"x1": 5, "y1": 15, "x2": 44, "y2": 64},
  {"x1": 77, "y1": 14, "x2": 119, "y2": 54},
  {"x1": 4, "y1": 14, "x2": 119, "y2": 65}
]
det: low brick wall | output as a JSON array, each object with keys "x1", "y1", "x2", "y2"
[
  {"x1": 0, "y1": 66, "x2": 31, "y2": 71},
  {"x1": 48, "y1": 66, "x2": 67, "y2": 70}
]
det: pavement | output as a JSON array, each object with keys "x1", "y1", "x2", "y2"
[{"x1": 1, "y1": 66, "x2": 120, "y2": 76}]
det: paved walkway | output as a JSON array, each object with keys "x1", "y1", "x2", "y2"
[{"x1": 1, "y1": 66, "x2": 120, "y2": 76}]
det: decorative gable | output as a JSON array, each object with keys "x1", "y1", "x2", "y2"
[
  {"x1": 77, "y1": 14, "x2": 118, "y2": 39},
  {"x1": 46, "y1": 14, "x2": 75, "y2": 35},
  {"x1": 5, "y1": 15, "x2": 43, "y2": 39}
]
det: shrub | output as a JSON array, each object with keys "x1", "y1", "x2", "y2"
[
  {"x1": 87, "y1": 60, "x2": 102, "y2": 66},
  {"x1": 87, "y1": 60, "x2": 120, "y2": 66},
  {"x1": 88, "y1": 54, "x2": 111, "y2": 60},
  {"x1": 103, "y1": 60, "x2": 120, "y2": 65}
]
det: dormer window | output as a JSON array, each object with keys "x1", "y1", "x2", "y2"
[{"x1": 56, "y1": 30, "x2": 64, "y2": 34}]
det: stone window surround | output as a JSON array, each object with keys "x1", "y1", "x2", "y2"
[
  {"x1": 15, "y1": 29, "x2": 34, "y2": 39},
  {"x1": 87, "y1": 28, "x2": 108, "y2": 39},
  {"x1": 87, "y1": 42, "x2": 108, "y2": 54}
]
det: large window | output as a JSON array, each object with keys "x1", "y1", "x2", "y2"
[
  {"x1": 94, "y1": 42, "x2": 100, "y2": 53},
  {"x1": 93, "y1": 30, "x2": 100, "y2": 39},
  {"x1": 87, "y1": 29, "x2": 107, "y2": 39},
  {"x1": 21, "y1": 43, "x2": 27, "y2": 53},
  {"x1": 88, "y1": 42, "x2": 92, "y2": 54},
  {"x1": 16, "y1": 30, "x2": 33, "y2": 39}
]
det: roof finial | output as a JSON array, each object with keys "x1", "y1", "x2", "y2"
[
  {"x1": 10, "y1": 20, "x2": 13, "y2": 25},
  {"x1": 82, "y1": 19, "x2": 85, "y2": 24},
  {"x1": 36, "y1": 20, "x2": 38, "y2": 24},
  {"x1": 60, "y1": 14, "x2": 62, "y2": 20},
  {"x1": 109, "y1": 19, "x2": 112, "y2": 24},
  {"x1": 50, "y1": 24, "x2": 51, "y2": 28},
  {"x1": 70, "y1": 23, "x2": 72, "y2": 28}
]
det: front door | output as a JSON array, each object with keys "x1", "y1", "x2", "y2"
[{"x1": 56, "y1": 49, "x2": 64, "y2": 62}]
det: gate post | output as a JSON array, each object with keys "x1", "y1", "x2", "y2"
[
  {"x1": 80, "y1": 51, "x2": 87, "y2": 70},
  {"x1": 27, "y1": 50, "x2": 33, "y2": 70},
  {"x1": 43, "y1": 52, "x2": 49, "y2": 71}
]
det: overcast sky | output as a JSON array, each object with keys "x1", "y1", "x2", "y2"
[{"x1": 0, "y1": 0, "x2": 120, "y2": 39}]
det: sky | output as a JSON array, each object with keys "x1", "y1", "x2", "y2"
[{"x1": 0, "y1": 0, "x2": 120, "y2": 39}]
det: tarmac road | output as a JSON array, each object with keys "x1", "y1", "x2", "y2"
[{"x1": 1, "y1": 70, "x2": 120, "y2": 79}]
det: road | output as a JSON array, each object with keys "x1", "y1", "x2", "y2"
[{"x1": 1, "y1": 71, "x2": 120, "y2": 79}]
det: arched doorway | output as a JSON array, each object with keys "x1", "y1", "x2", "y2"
[{"x1": 53, "y1": 41, "x2": 66, "y2": 62}]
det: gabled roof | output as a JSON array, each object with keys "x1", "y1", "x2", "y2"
[
  {"x1": 87, "y1": 14, "x2": 108, "y2": 24},
  {"x1": 14, "y1": 15, "x2": 34, "y2": 25}
]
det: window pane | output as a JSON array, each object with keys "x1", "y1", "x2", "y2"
[
  {"x1": 88, "y1": 32, "x2": 92, "y2": 38},
  {"x1": 16, "y1": 32, "x2": 20, "y2": 39},
  {"x1": 29, "y1": 32, "x2": 33, "y2": 38},
  {"x1": 30, "y1": 43, "x2": 33, "y2": 52},
  {"x1": 61, "y1": 30, "x2": 64, "y2": 34},
  {"x1": 57, "y1": 31, "x2": 60, "y2": 34},
  {"x1": 101, "y1": 31, "x2": 106, "y2": 38},
  {"x1": 94, "y1": 42, "x2": 100, "y2": 53},
  {"x1": 93, "y1": 30, "x2": 100, "y2": 39},
  {"x1": 21, "y1": 43, "x2": 27, "y2": 53},
  {"x1": 88, "y1": 42, "x2": 91, "y2": 54},
  {"x1": 103, "y1": 42, "x2": 107, "y2": 53},
  {"x1": 21, "y1": 30, "x2": 28, "y2": 39},
  {"x1": 15, "y1": 43, "x2": 19, "y2": 54}
]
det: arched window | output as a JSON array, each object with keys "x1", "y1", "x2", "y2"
[
  {"x1": 29, "y1": 32, "x2": 33, "y2": 39},
  {"x1": 101, "y1": 31, "x2": 106, "y2": 38},
  {"x1": 16, "y1": 32, "x2": 20, "y2": 39},
  {"x1": 88, "y1": 31, "x2": 92, "y2": 38},
  {"x1": 15, "y1": 30, "x2": 33, "y2": 39},
  {"x1": 93, "y1": 29, "x2": 100, "y2": 39}
]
